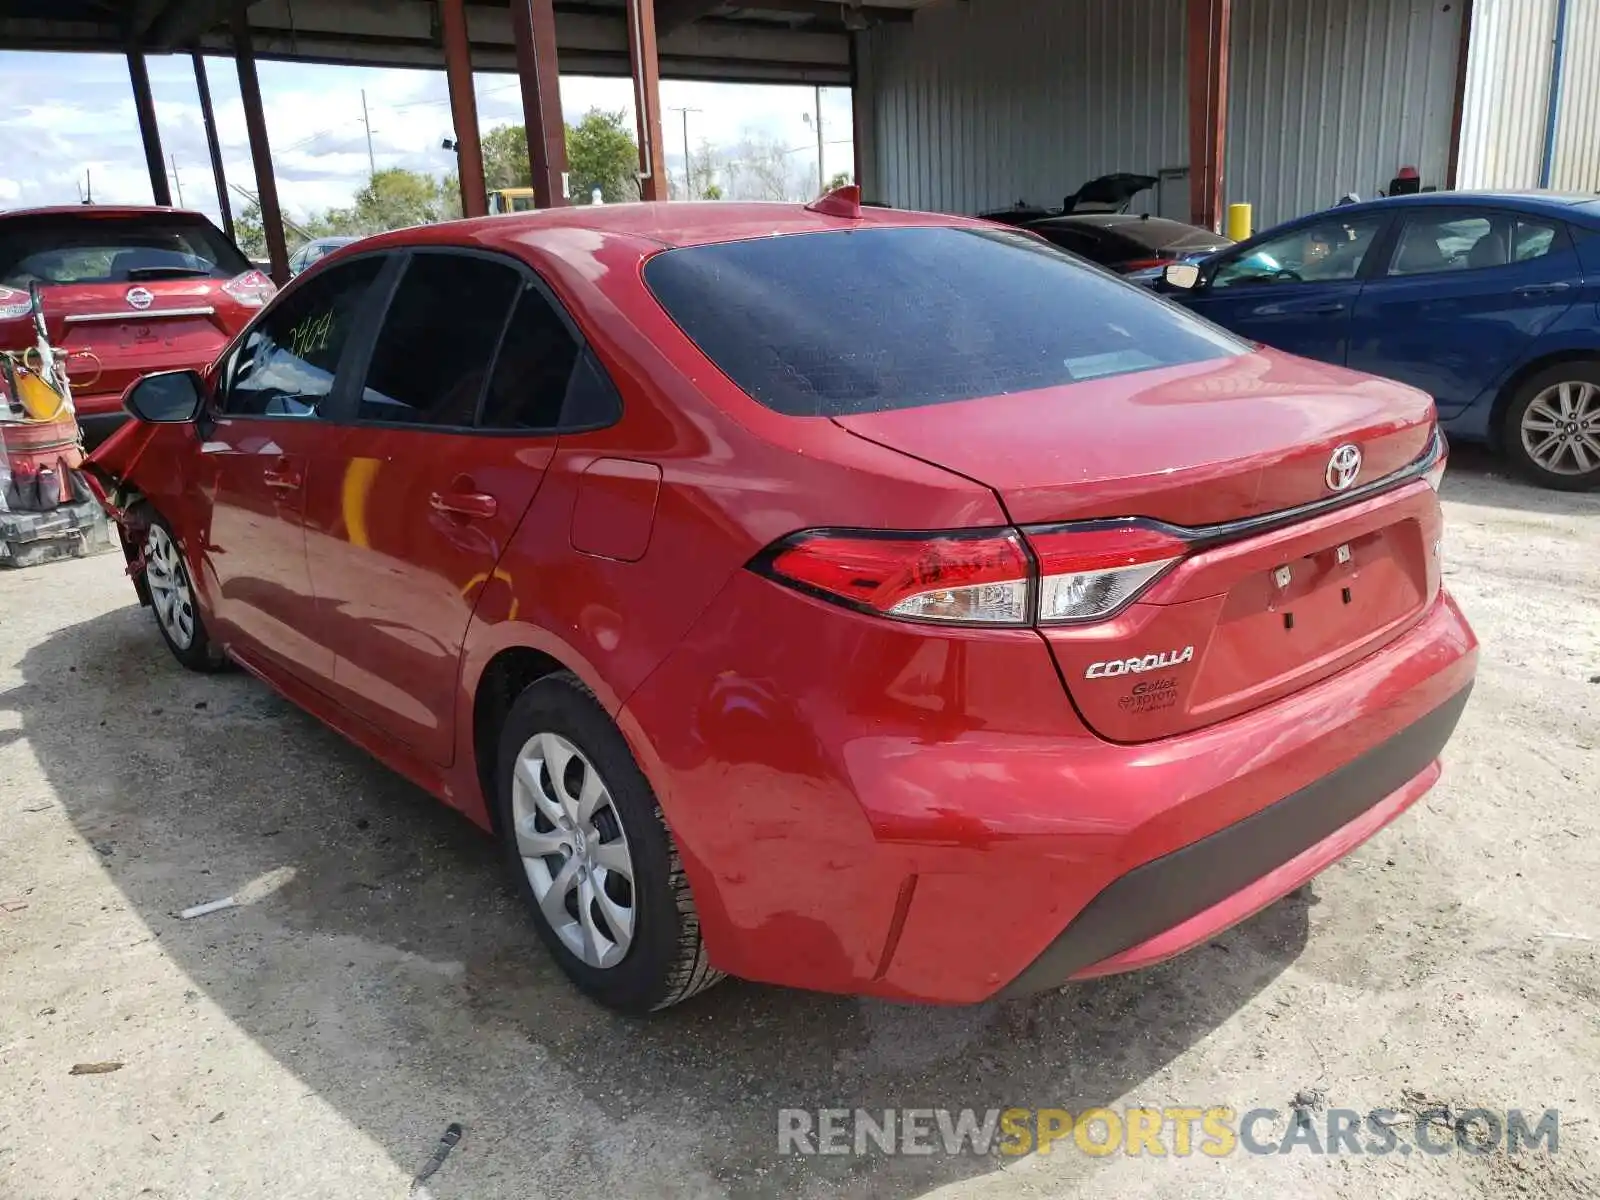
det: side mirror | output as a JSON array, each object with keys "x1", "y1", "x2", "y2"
[
  {"x1": 124, "y1": 370, "x2": 205, "y2": 424},
  {"x1": 1163, "y1": 262, "x2": 1202, "y2": 290}
]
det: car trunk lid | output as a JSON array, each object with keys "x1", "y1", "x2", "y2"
[
  {"x1": 835, "y1": 350, "x2": 1442, "y2": 740},
  {"x1": 8, "y1": 279, "x2": 240, "y2": 403}
]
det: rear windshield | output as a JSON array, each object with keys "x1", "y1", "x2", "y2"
[
  {"x1": 0, "y1": 215, "x2": 248, "y2": 287},
  {"x1": 643, "y1": 226, "x2": 1245, "y2": 417}
]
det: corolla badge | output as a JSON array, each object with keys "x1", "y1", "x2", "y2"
[
  {"x1": 1325, "y1": 443, "x2": 1363, "y2": 492},
  {"x1": 1085, "y1": 646, "x2": 1195, "y2": 679},
  {"x1": 125, "y1": 287, "x2": 154, "y2": 310}
]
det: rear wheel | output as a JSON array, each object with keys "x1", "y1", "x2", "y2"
[
  {"x1": 494, "y1": 672, "x2": 723, "y2": 1013},
  {"x1": 1502, "y1": 363, "x2": 1600, "y2": 491},
  {"x1": 143, "y1": 516, "x2": 228, "y2": 672}
]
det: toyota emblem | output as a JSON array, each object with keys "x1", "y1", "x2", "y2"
[
  {"x1": 1325, "y1": 444, "x2": 1363, "y2": 492},
  {"x1": 125, "y1": 287, "x2": 154, "y2": 310}
]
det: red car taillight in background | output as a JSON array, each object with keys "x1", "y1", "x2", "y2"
[
  {"x1": 757, "y1": 523, "x2": 1187, "y2": 627},
  {"x1": 221, "y1": 270, "x2": 277, "y2": 309},
  {"x1": 0, "y1": 285, "x2": 34, "y2": 320}
]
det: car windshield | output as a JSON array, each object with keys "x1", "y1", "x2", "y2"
[
  {"x1": 643, "y1": 226, "x2": 1246, "y2": 418},
  {"x1": 0, "y1": 215, "x2": 249, "y2": 287}
]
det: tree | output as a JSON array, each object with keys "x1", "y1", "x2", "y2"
[
  {"x1": 723, "y1": 135, "x2": 804, "y2": 201},
  {"x1": 567, "y1": 108, "x2": 640, "y2": 204},
  {"x1": 826, "y1": 171, "x2": 852, "y2": 192},
  {"x1": 234, "y1": 199, "x2": 266, "y2": 257},
  {"x1": 482, "y1": 123, "x2": 531, "y2": 190},
  {"x1": 323, "y1": 168, "x2": 450, "y2": 235},
  {"x1": 477, "y1": 112, "x2": 638, "y2": 204}
]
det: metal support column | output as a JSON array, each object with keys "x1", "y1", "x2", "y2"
[
  {"x1": 627, "y1": 0, "x2": 668, "y2": 202},
  {"x1": 127, "y1": 49, "x2": 173, "y2": 207},
  {"x1": 192, "y1": 54, "x2": 233, "y2": 240},
  {"x1": 441, "y1": 0, "x2": 488, "y2": 216},
  {"x1": 1186, "y1": 0, "x2": 1230, "y2": 232},
  {"x1": 232, "y1": 9, "x2": 290, "y2": 283},
  {"x1": 510, "y1": 0, "x2": 568, "y2": 207}
]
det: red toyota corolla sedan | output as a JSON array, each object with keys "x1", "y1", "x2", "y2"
[{"x1": 85, "y1": 193, "x2": 1477, "y2": 1013}]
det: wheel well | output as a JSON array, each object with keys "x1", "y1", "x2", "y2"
[
  {"x1": 1487, "y1": 351, "x2": 1600, "y2": 449},
  {"x1": 472, "y1": 646, "x2": 568, "y2": 838}
]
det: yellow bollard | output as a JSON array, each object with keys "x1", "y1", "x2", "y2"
[{"x1": 1226, "y1": 203, "x2": 1252, "y2": 242}]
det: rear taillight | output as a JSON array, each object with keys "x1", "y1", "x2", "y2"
[
  {"x1": 764, "y1": 531, "x2": 1030, "y2": 624},
  {"x1": 0, "y1": 285, "x2": 32, "y2": 320},
  {"x1": 1423, "y1": 429, "x2": 1448, "y2": 491},
  {"x1": 222, "y1": 270, "x2": 276, "y2": 308},
  {"x1": 758, "y1": 524, "x2": 1185, "y2": 627},
  {"x1": 1027, "y1": 525, "x2": 1187, "y2": 623}
]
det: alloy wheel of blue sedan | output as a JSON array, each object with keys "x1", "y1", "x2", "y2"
[{"x1": 1521, "y1": 380, "x2": 1600, "y2": 477}]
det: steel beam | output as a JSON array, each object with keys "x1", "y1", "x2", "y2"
[
  {"x1": 232, "y1": 9, "x2": 291, "y2": 282},
  {"x1": 192, "y1": 53, "x2": 233, "y2": 239},
  {"x1": 441, "y1": 0, "x2": 487, "y2": 216},
  {"x1": 1186, "y1": 0, "x2": 1230, "y2": 232},
  {"x1": 627, "y1": 0, "x2": 668, "y2": 202},
  {"x1": 510, "y1": 0, "x2": 569, "y2": 207},
  {"x1": 127, "y1": 49, "x2": 173, "y2": 207}
]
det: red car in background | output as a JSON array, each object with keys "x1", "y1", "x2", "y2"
[
  {"x1": 86, "y1": 195, "x2": 1477, "y2": 1014},
  {"x1": 0, "y1": 206, "x2": 273, "y2": 444}
]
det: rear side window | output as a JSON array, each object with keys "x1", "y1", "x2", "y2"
[
  {"x1": 357, "y1": 253, "x2": 522, "y2": 426},
  {"x1": 478, "y1": 284, "x2": 581, "y2": 430},
  {"x1": 0, "y1": 215, "x2": 248, "y2": 286},
  {"x1": 224, "y1": 256, "x2": 383, "y2": 418},
  {"x1": 643, "y1": 227, "x2": 1244, "y2": 417}
]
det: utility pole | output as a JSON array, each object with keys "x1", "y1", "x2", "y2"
[
  {"x1": 360, "y1": 88, "x2": 377, "y2": 179},
  {"x1": 668, "y1": 106, "x2": 700, "y2": 199},
  {"x1": 169, "y1": 153, "x2": 184, "y2": 207},
  {"x1": 814, "y1": 86, "x2": 825, "y2": 194}
]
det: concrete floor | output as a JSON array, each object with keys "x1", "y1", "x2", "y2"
[{"x1": 1, "y1": 445, "x2": 1597, "y2": 1199}]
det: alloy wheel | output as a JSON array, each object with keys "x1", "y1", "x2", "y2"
[
  {"x1": 510, "y1": 731, "x2": 636, "y2": 969},
  {"x1": 144, "y1": 524, "x2": 196, "y2": 650},
  {"x1": 1521, "y1": 380, "x2": 1600, "y2": 476}
]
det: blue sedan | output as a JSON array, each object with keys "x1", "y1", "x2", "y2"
[{"x1": 1166, "y1": 192, "x2": 1600, "y2": 490}]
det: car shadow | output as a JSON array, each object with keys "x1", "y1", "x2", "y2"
[
  {"x1": 9, "y1": 607, "x2": 1310, "y2": 1199},
  {"x1": 1440, "y1": 442, "x2": 1600, "y2": 519}
]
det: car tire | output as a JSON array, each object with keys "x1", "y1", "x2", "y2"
[
  {"x1": 1501, "y1": 362, "x2": 1600, "y2": 491},
  {"x1": 494, "y1": 671, "x2": 724, "y2": 1013},
  {"x1": 141, "y1": 512, "x2": 230, "y2": 672}
]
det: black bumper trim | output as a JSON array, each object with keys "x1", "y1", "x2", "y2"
[{"x1": 998, "y1": 684, "x2": 1473, "y2": 998}]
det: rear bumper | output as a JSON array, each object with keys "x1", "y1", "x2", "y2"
[
  {"x1": 620, "y1": 579, "x2": 1478, "y2": 1004},
  {"x1": 998, "y1": 682, "x2": 1470, "y2": 996}
]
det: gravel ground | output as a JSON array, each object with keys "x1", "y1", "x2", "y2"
[{"x1": 1, "y1": 445, "x2": 1597, "y2": 1200}]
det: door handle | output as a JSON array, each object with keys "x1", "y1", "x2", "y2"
[
  {"x1": 430, "y1": 490, "x2": 498, "y2": 519},
  {"x1": 1302, "y1": 302, "x2": 1348, "y2": 315},
  {"x1": 262, "y1": 465, "x2": 302, "y2": 491},
  {"x1": 1514, "y1": 282, "x2": 1572, "y2": 296}
]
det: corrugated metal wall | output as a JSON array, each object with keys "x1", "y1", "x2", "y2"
[
  {"x1": 1226, "y1": 0, "x2": 1462, "y2": 225},
  {"x1": 1455, "y1": 0, "x2": 1558, "y2": 188},
  {"x1": 1550, "y1": 0, "x2": 1600, "y2": 190},
  {"x1": 859, "y1": 0, "x2": 1463, "y2": 229},
  {"x1": 857, "y1": 0, "x2": 1188, "y2": 217}
]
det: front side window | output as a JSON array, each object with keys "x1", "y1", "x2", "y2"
[
  {"x1": 1211, "y1": 214, "x2": 1387, "y2": 288},
  {"x1": 356, "y1": 253, "x2": 522, "y2": 426},
  {"x1": 223, "y1": 256, "x2": 383, "y2": 417},
  {"x1": 643, "y1": 226, "x2": 1244, "y2": 418}
]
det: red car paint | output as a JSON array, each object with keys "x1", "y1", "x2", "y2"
[
  {"x1": 88, "y1": 200, "x2": 1476, "y2": 1004},
  {"x1": 0, "y1": 206, "x2": 269, "y2": 441}
]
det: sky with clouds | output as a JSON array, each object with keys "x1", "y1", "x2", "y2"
[{"x1": 0, "y1": 50, "x2": 854, "y2": 225}]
